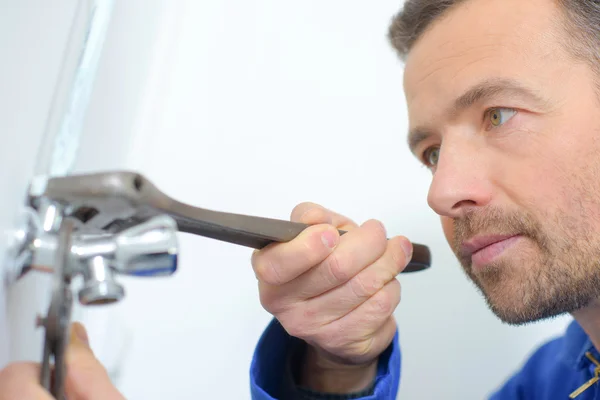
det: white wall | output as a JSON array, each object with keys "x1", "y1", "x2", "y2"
[
  {"x1": 2, "y1": 1, "x2": 573, "y2": 399},
  {"x1": 0, "y1": 0, "x2": 80, "y2": 367}
]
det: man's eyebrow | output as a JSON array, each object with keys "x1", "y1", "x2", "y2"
[
  {"x1": 407, "y1": 78, "x2": 548, "y2": 154},
  {"x1": 449, "y1": 78, "x2": 547, "y2": 116},
  {"x1": 407, "y1": 127, "x2": 433, "y2": 156}
]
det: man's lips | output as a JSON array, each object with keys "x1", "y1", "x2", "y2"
[
  {"x1": 461, "y1": 235, "x2": 519, "y2": 255},
  {"x1": 461, "y1": 234, "x2": 522, "y2": 269}
]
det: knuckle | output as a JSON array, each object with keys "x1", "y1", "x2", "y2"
[
  {"x1": 325, "y1": 251, "x2": 351, "y2": 283},
  {"x1": 370, "y1": 271, "x2": 388, "y2": 293},
  {"x1": 348, "y1": 274, "x2": 370, "y2": 300},
  {"x1": 255, "y1": 227, "x2": 335, "y2": 287},
  {"x1": 258, "y1": 292, "x2": 273, "y2": 313},
  {"x1": 348, "y1": 264, "x2": 398, "y2": 302},
  {"x1": 258, "y1": 287, "x2": 287, "y2": 315},
  {"x1": 349, "y1": 272, "x2": 382, "y2": 300},
  {"x1": 371, "y1": 288, "x2": 396, "y2": 316},
  {"x1": 373, "y1": 294, "x2": 393, "y2": 315},
  {"x1": 291, "y1": 202, "x2": 321, "y2": 222},
  {"x1": 255, "y1": 257, "x2": 284, "y2": 286},
  {"x1": 290, "y1": 204, "x2": 306, "y2": 222},
  {"x1": 302, "y1": 208, "x2": 330, "y2": 225},
  {"x1": 367, "y1": 219, "x2": 387, "y2": 239}
]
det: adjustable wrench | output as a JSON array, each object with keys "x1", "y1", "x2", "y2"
[{"x1": 29, "y1": 170, "x2": 432, "y2": 272}]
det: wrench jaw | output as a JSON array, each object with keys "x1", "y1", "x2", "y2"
[{"x1": 30, "y1": 171, "x2": 145, "y2": 235}]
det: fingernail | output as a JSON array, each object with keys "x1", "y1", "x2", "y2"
[
  {"x1": 71, "y1": 322, "x2": 90, "y2": 347},
  {"x1": 400, "y1": 237, "x2": 413, "y2": 261},
  {"x1": 321, "y1": 229, "x2": 338, "y2": 249}
]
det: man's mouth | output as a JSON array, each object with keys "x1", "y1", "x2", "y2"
[{"x1": 461, "y1": 234, "x2": 522, "y2": 270}]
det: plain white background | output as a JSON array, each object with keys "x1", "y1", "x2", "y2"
[
  {"x1": 0, "y1": 0, "x2": 81, "y2": 368},
  {"x1": 2, "y1": 1, "x2": 573, "y2": 399}
]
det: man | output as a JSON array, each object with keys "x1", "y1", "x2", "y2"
[
  {"x1": 3, "y1": 0, "x2": 600, "y2": 398},
  {"x1": 250, "y1": 0, "x2": 600, "y2": 398}
]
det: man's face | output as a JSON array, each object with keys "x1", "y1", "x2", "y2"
[{"x1": 403, "y1": 0, "x2": 600, "y2": 324}]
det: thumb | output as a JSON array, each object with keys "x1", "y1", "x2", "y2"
[{"x1": 64, "y1": 322, "x2": 125, "y2": 400}]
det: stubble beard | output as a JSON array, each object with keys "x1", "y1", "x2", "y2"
[{"x1": 452, "y1": 207, "x2": 600, "y2": 326}]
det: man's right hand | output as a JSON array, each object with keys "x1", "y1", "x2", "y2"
[
  {"x1": 0, "y1": 322, "x2": 125, "y2": 400},
  {"x1": 251, "y1": 202, "x2": 413, "y2": 393}
]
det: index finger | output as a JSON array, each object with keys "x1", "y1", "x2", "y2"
[
  {"x1": 252, "y1": 223, "x2": 340, "y2": 285},
  {"x1": 291, "y1": 202, "x2": 358, "y2": 231}
]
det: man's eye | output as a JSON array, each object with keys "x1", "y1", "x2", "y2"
[
  {"x1": 422, "y1": 146, "x2": 440, "y2": 167},
  {"x1": 489, "y1": 107, "x2": 517, "y2": 127}
]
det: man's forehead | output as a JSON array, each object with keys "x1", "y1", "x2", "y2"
[{"x1": 401, "y1": 0, "x2": 565, "y2": 141}]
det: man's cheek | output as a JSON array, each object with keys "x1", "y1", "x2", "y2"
[{"x1": 441, "y1": 217, "x2": 454, "y2": 247}]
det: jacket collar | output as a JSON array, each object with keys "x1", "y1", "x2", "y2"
[{"x1": 561, "y1": 319, "x2": 600, "y2": 370}]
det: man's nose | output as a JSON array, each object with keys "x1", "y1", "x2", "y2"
[{"x1": 427, "y1": 142, "x2": 492, "y2": 218}]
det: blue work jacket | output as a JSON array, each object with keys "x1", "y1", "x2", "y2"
[{"x1": 249, "y1": 319, "x2": 600, "y2": 399}]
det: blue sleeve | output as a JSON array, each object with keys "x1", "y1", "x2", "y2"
[{"x1": 250, "y1": 318, "x2": 401, "y2": 400}]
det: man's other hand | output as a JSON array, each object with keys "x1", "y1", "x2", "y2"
[{"x1": 0, "y1": 322, "x2": 125, "y2": 400}]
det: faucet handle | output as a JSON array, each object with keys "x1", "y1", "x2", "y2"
[{"x1": 113, "y1": 215, "x2": 179, "y2": 277}]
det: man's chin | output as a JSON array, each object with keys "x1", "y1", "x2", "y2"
[
  {"x1": 472, "y1": 278, "x2": 566, "y2": 325},
  {"x1": 482, "y1": 291, "x2": 577, "y2": 326},
  {"x1": 485, "y1": 300, "x2": 551, "y2": 326},
  {"x1": 462, "y1": 254, "x2": 600, "y2": 325}
]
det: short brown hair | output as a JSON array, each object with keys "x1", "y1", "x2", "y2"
[{"x1": 387, "y1": 0, "x2": 600, "y2": 72}]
